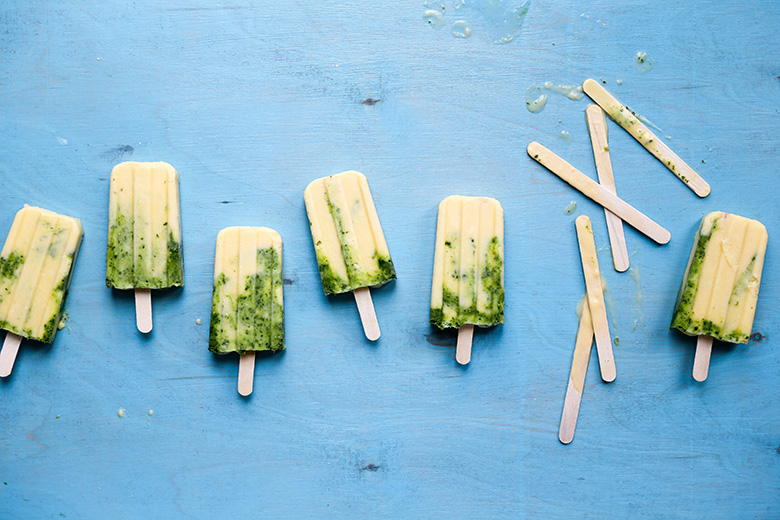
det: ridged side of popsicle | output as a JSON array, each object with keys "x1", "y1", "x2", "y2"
[
  {"x1": 0, "y1": 206, "x2": 83, "y2": 343},
  {"x1": 106, "y1": 161, "x2": 183, "y2": 289},
  {"x1": 671, "y1": 211, "x2": 768, "y2": 344},
  {"x1": 430, "y1": 196, "x2": 504, "y2": 329},
  {"x1": 209, "y1": 227, "x2": 285, "y2": 354},
  {"x1": 304, "y1": 171, "x2": 395, "y2": 295}
]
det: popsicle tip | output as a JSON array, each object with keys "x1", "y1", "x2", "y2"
[{"x1": 582, "y1": 78, "x2": 599, "y2": 91}]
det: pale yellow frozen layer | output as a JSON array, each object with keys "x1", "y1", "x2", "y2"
[
  {"x1": 304, "y1": 170, "x2": 396, "y2": 295},
  {"x1": 671, "y1": 211, "x2": 768, "y2": 344},
  {"x1": 430, "y1": 196, "x2": 504, "y2": 329},
  {"x1": 106, "y1": 161, "x2": 183, "y2": 289},
  {"x1": 209, "y1": 227, "x2": 284, "y2": 354},
  {"x1": 0, "y1": 206, "x2": 83, "y2": 343}
]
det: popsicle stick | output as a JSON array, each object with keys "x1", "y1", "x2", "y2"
[
  {"x1": 353, "y1": 287, "x2": 380, "y2": 341},
  {"x1": 238, "y1": 351, "x2": 256, "y2": 396},
  {"x1": 527, "y1": 142, "x2": 671, "y2": 245},
  {"x1": 692, "y1": 335, "x2": 713, "y2": 382},
  {"x1": 559, "y1": 299, "x2": 595, "y2": 444},
  {"x1": 0, "y1": 332, "x2": 22, "y2": 378},
  {"x1": 575, "y1": 215, "x2": 616, "y2": 382},
  {"x1": 456, "y1": 324, "x2": 474, "y2": 365},
  {"x1": 134, "y1": 289, "x2": 153, "y2": 333},
  {"x1": 586, "y1": 104, "x2": 630, "y2": 272},
  {"x1": 582, "y1": 79, "x2": 710, "y2": 198}
]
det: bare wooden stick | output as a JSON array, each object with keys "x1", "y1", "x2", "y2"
[
  {"x1": 575, "y1": 215, "x2": 616, "y2": 383},
  {"x1": 582, "y1": 79, "x2": 710, "y2": 198},
  {"x1": 586, "y1": 104, "x2": 629, "y2": 272},
  {"x1": 238, "y1": 351, "x2": 256, "y2": 396},
  {"x1": 527, "y1": 142, "x2": 671, "y2": 245},
  {"x1": 456, "y1": 324, "x2": 474, "y2": 365},
  {"x1": 559, "y1": 299, "x2": 595, "y2": 444},
  {"x1": 353, "y1": 287, "x2": 380, "y2": 341},
  {"x1": 693, "y1": 335, "x2": 713, "y2": 382},
  {"x1": 134, "y1": 289, "x2": 153, "y2": 333},
  {"x1": 0, "y1": 332, "x2": 22, "y2": 378}
]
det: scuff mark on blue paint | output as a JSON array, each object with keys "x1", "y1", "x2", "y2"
[
  {"x1": 750, "y1": 332, "x2": 764, "y2": 343},
  {"x1": 102, "y1": 144, "x2": 134, "y2": 160},
  {"x1": 361, "y1": 463, "x2": 381, "y2": 471},
  {"x1": 362, "y1": 98, "x2": 381, "y2": 106},
  {"x1": 283, "y1": 278, "x2": 294, "y2": 285}
]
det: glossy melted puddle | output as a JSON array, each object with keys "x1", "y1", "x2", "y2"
[{"x1": 423, "y1": 0, "x2": 531, "y2": 43}]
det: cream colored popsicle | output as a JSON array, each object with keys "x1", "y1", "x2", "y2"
[
  {"x1": 304, "y1": 170, "x2": 396, "y2": 341},
  {"x1": 209, "y1": 227, "x2": 285, "y2": 396},
  {"x1": 671, "y1": 212, "x2": 768, "y2": 380},
  {"x1": 0, "y1": 206, "x2": 83, "y2": 377},
  {"x1": 430, "y1": 196, "x2": 504, "y2": 364},
  {"x1": 106, "y1": 161, "x2": 183, "y2": 333}
]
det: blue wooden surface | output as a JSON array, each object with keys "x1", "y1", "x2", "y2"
[{"x1": 1, "y1": 1, "x2": 778, "y2": 518}]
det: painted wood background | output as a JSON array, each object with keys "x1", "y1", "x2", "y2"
[{"x1": 1, "y1": 0, "x2": 778, "y2": 518}]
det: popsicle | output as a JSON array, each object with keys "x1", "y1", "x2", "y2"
[
  {"x1": 671, "y1": 212, "x2": 768, "y2": 381},
  {"x1": 0, "y1": 205, "x2": 83, "y2": 377},
  {"x1": 304, "y1": 170, "x2": 396, "y2": 341},
  {"x1": 106, "y1": 161, "x2": 183, "y2": 333},
  {"x1": 209, "y1": 226, "x2": 285, "y2": 396},
  {"x1": 430, "y1": 196, "x2": 504, "y2": 365}
]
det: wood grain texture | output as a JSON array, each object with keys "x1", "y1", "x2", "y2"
[{"x1": 0, "y1": 0, "x2": 778, "y2": 518}]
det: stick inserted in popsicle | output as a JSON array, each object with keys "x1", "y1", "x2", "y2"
[
  {"x1": 0, "y1": 205, "x2": 83, "y2": 377},
  {"x1": 430, "y1": 196, "x2": 504, "y2": 365},
  {"x1": 209, "y1": 227, "x2": 285, "y2": 396},
  {"x1": 586, "y1": 104, "x2": 629, "y2": 272},
  {"x1": 106, "y1": 162, "x2": 184, "y2": 333},
  {"x1": 304, "y1": 171, "x2": 396, "y2": 341},
  {"x1": 582, "y1": 78, "x2": 710, "y2": 198},
  {"x1": 527, "y1": 142, "x2": 671, "y2": 245},
  {"x1": 559, "y1": 296, "x2": 595, "y2": 444},
  {"x1": 670, "y1": 212, "x2": 768, "y2": 381},
  {"x1": 575, "y1": 215, "x2": 616, "y2": 382}
]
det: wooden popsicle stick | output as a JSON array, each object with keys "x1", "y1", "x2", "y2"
[
  {"x1": 353, "y1": 287, "x2": 380, "y2": 341},
  {"x1": 0, "y1": 332, "x2": 22, "y2": 378},
  {"x1": 575, "y1": 215, "x2": 616, "y2": 382},
  {"x1": 134, "y1": 289, "x2": 153, "y2": 333},
  {"x1": 559, "y1": 299, "x2": 595, "y2": 444},
  {"x1": 586, "y1": 104, "x2": 630, "y2": 272},
  {"x1": 582, "y1": 79, "x2": 710, "y2": 198},
  {"x1": 693, "y1": 335, "x2": 713, "y2": 382},
  {"x1": 527, "y1": 142, "x2": 671, "y2": 245},
  {"x1": 238, "y1": 351, "x2": 256, "y2": 396},
  {"x1": 456, "y1": 324, "x2": 474, "y2": 365}
]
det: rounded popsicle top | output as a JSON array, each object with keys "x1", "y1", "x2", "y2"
[
  {"x1": 303, "y1": 170, "x2": 366, "y2": 198},
  {"x1": 216, "y1": 226, "x2": 282, "y2": 249},
  {"x1": 110, "y1": 161, "x2": 178, "y2": 181},
  {"x1": 438, "y1": 195, "x2": 504, "y2": 217},
  {"x1": 700, "y1": 211, "x2": 768, "y2": 239},
  {"x1": 10, "y1": 205, "x2": 83, "y2": 234}
]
